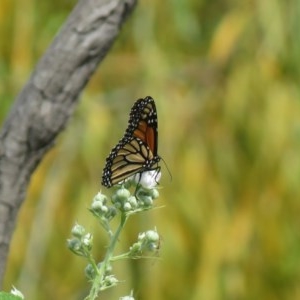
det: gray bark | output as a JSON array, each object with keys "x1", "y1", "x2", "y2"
[{"x1": 0, "y1": 0, "x2": 137, "y2": 286}]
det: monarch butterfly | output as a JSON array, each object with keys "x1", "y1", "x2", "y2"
[{"x1": 101, "y1": 96, "x2": 161, "y2": 188}]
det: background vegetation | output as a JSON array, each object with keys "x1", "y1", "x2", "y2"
[{"x1": 1, "y1": 0, "x2": 300, "y2": 299}]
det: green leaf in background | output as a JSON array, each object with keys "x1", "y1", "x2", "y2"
[{"x1": 0, "y1": 292, "x2": 23, "y2": 300}]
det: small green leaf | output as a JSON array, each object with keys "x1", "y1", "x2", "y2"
[{"x1": 0, "y1": 292, "x2": 23, "y2": 300}]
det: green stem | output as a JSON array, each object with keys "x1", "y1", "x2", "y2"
[
  {"x1": 110, "y1": 252, "x2": 131, "y2": 261},
  {"x1": 85, "y1": 211, "x2": 128, "y2": 300}
]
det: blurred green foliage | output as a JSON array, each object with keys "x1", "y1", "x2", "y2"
[{"x1": 2, "y1": 0, "x2": 300, "y2": 299}]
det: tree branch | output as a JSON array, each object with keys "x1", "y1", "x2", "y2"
[{"x1": 0, "y1": 0, "x2": 137, "y2": 286}]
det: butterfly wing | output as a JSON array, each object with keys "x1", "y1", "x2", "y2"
[
  {"x1": 102, "y1": 96, "x2": 160, "y2": 188},
  {"x1": 130, "y1": 96, "x2": 158, "y2": 156}
]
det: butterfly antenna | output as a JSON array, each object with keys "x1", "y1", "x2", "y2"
[{"x1": 161, "y1": 157, "x2": 172, "y2": 182}]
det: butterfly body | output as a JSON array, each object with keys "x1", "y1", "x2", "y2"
[{"x1": 102, "y1": 96, "x2": 161, "y2": 188}]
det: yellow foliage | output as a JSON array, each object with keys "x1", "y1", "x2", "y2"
[{"x1": 2, "y1": 0, "x2": 300, "y2": 299}]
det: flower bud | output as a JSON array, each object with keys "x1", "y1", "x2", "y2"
[
  {"x1": 123, "y1": 202, "x2": 132, "y2": 211},
  {"x1": 67, "y1": 238, "x2": 84, "y2": 256},
  {"x1": 128, "y1": 196, "x2": 138, "y2": 208},
  {"x1": 71, "y1": 223, "x2": 85, "y2": 238},
  {"x1": 11, "y1": 286, "x2": 24, "y2": 299},
  {"x1": 85, "y1": 263, "x2": 96, "y2": 280},
  {"x1": 140, "y1": 196, "x2": 153, "y2": 206},
  {"x1": 150, "y1": 188, "x2": 159, "y2": 199},
  {"x1": 91, "y1": 201, "x2": 104, "y2": 213},
  {"x1": 120, "y1": 294, "x2": 135, "y2": 300},
  {"x1": 145, "y1": 230, "x2": 160, "y2": 243},
  {"x1": 116, "y1": 188, "x2": 131, "y2": 200},
  {"x1": 95, "y1": 191, "x2": 107, "y2": 201},
  {"x1": 134, "y1": 170, "x2": 161, "y2": 189},
  {"x1": 82, "y1": 233, "x2": 93, "y2": 250},
  {"x1": 104, "y1": 275, "x2": 118, "y2": 287}
]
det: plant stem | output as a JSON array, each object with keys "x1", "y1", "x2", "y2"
[{"x1": 85, "y1": 211, "x2": 128, "y2": 300}]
